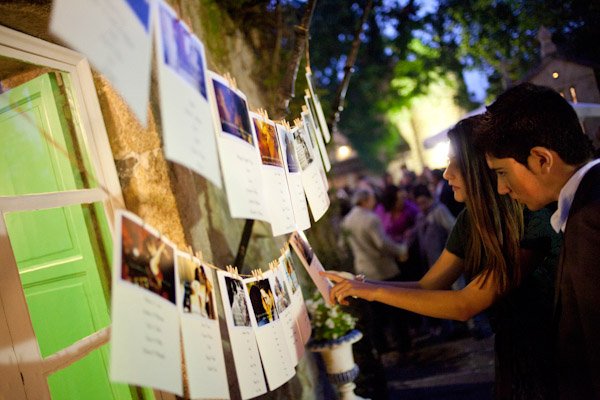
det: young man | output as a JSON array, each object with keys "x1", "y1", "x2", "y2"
[{"x1": 477, "y1": 82, "x2": 600, "y2": 399}]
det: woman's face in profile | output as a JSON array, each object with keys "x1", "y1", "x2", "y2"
[{"x1": 443, "y1": 144, "x2": 466, "y2": 203}]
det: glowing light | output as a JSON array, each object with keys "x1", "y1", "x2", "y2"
[
  {"x1": 552, "y1": 71, "x2": 559, "y2": 79},
  {"x1": 430, "y1": 141, "x2": 450, "y2": 167},
  {"x1": 336, "y1": 145, "x2": 352, "y2": 161}
]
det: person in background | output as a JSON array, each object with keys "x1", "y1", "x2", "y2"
[
  {"x1": 325, "y1": 115, "x2": 561, "y2": 400},
  {"x1": 340, "y1": 189, "x2": 410, "y2": 352},
  {"x1": 478, "y1": 82, "x2": 599, "y2": 399},
  {"x1": 374, "y1": 185, "x2": 419, "y2": 244},
  {"x1": 431, "y1": 168, "x2": 464, "y2": 217}
]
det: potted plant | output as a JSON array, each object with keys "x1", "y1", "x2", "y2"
[{"x1": 305, "y1": 292, "x2": 365, "y2": 400}]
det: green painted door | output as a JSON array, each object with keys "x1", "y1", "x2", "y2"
[{"x1": 0, "y1": 73, "x2": 134, "y2": 399}]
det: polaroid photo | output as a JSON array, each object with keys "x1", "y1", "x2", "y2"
[{"x1": 110, "y1": 210, "x2": 182, "y2": 395}]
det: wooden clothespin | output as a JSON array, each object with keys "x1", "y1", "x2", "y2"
[
  {"x1": 280, "y1": 120, "x2": 291, "y2": 131},
  {"x1": 269, "y1": 261, "x2": 277, "y2": 273},
  {"x1": 305, "y1": 89, "x2": 311, "y2": 98},
  {"x1": 195, "y1": 250, "x2": 204, "y2": 263},
  {"x1": 306, "y1": 65, "x2": 312, "y2": 74},
  {"x1": 251, "y1": 269, "x2": 264, "y2": 280},
  {"x1": 226, "y1": 265, "x2": 240, "y2": 279},
  {"x1": 256, "y1": 108, "x2": 269, "y2": 121},
  {"x1": 293, "y1": 118, "x2": 302, "y2": 128},
  {"x1": 224, "y1": 72, "x2": 237, "y2": 90},
  {"x1": 301, "y1": 105, "x2": 308, "y2": 113}
]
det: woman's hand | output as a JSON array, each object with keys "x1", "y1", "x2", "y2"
[{"x1": 320, "y1": 271, "x2": 376, "y2": 305}]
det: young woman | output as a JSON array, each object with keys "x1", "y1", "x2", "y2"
[{"x1": 323, "y1": 115, "x2": 561, "y2": 399}]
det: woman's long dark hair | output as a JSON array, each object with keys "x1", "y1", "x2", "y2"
[{"x1": 447, "y1": 116, "x2": 524, "y2": 292}]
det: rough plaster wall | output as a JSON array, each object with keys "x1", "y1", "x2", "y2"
[{"x1": 0, "y1": 2, "x2": 320, "y2": 399}]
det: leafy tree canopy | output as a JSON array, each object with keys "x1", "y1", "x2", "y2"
[{"x1": 217, "y1": 0, "x2": 600, "y2": 170}]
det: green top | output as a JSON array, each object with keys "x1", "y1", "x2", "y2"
[
  {"x1": 444, "y1": 206, "x2": 562, "y2": 399},
  {"x1": 445, "y1": 208, "x2": 469, "y2": 260}
]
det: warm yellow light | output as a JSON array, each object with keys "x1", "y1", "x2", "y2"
[
  {"x1": 552, "y1": 71, "x2": 559, "y2": 79},
  {"x1": 430, "y1": 141, "x2": 450, "y2": 167},
  {"x1": 336, "y1": 145, "x2": 352, "y2": 161}
]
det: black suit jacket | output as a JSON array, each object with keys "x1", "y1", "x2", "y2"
[{"x1": 554, "y1": 162, "x2": 600, "y2": 399}]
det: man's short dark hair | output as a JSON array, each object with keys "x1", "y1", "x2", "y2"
[{"x1": 477, "y1": 82, "x2": 593, "y2": 166}]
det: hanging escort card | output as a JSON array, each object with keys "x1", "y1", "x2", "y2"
[
  {"x1": 208, "y1": 72, "x2": 268, "y2": 222},
  {"x1": 110, "y1": 210, "x2": 182, "y2": 395},
  {"x1": 303, "y1": 98, "x2": 332, "y2": 172},
  {"x1": 50, "y1": 0, "x2": 154, "y2": 124},
  {"x1": 242, "y1": 271, "x2": 296, "y2": 390},
  {"x1": 175, "y1": 252, "x2": 229, "y2": 399},
  {"x1": 306, "y1": 70, "x2": 331, "y2": 143},
  {"x1": 289, "y1": 231, "x2": 333, "y2": 306},
  {"x1": 280, "y1": 248, "x2": 312, "y2": 345},
  {"x1": 250, "y1": 112, "x2": 296, "y2": 236},
  {"x1": 273, "y1": 262, "x2": 304, "y2": 366},
  {"x1": 292, "y1": 123, "x2": 330, "y2": 222},
  {"x1": 216, "y1": 270, "x2": 267, "y2": 399},
  {"x1": 155, "y1": 0, "x2": 222, "y2": 188},
  {"x1": 276, "y1": 123, "x2": 311, "y2": 231}
]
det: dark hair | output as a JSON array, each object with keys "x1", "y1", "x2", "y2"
[
  {"x1": 380, "y1": 185, "x2": 399, "y2": 212},
  {"x1": 412, "y1": 184, "x2": 432, "y2": 199},
  {"x1": 479, "y1": 82, "x2": 593, "y2": 166},
  {"x1": 448, "y1": 116, "x2": 524, "y2": 292}
]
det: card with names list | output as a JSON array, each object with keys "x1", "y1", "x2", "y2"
[
  {"x1": 304, "y1": 97, "x2": 332, "y2": 172},
  {"x1": 273, "y1": 260, "x2": 304, "y2": 365},
  {"x1": 242, "y1": 271, "x2": 296, "y2": 390},
  {"x1": 154, "y1": 0, "x2": 222, "y2": 188},
  {"x1": 276, "y1": 124, "x2": 311, "y2": 231},
  {"x1": 208, "y1": 72, "x2": 268, "y2": 222},
  {"x1": 280, "y1": 249, "x2": 312, "y2": 345},
  {"x1": 175, "y1": 252, "x2": 229, "y2": 399},
  {"x1": 50, "y1": 0, "x2": 154, "y2": 124},
  {"x1": 289, "y1": 231, "x2": 334, "y2": 306},
  {"x1": 250, "y1": 113, "x2": 296, "y2": 236},
  {"x1": 292, "y1": 124, "x2": 330, "y2": 222},
  {"x1": 110, "y1": 210, "x2": 182, "y2": 395},
  {"x1": 217, "y1": 270, "x2": 267, "y2": 399}
]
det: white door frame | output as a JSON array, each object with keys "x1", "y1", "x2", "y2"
[{"x1": 0, "y1": 25, "x2": 125, "y2": 399}]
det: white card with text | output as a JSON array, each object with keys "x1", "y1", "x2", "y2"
[
  {"x1": 50, "y1": 0, "x2": 153, "y2": 124},
  {"x1": 217, "y1": 270, "x2": 267, "y2": 399},
  {"x1": 175, "y1": 252, "x2": 229, "y2": 399},
  {"x1": 110, "y1": 210, "x2": 182, "y2": 395},
  {"x1": 155, "y1": 1, "x2": 221, "y2": 187},
  {"x1": 242, "y1": 271, "x2": 296, "y2": 390}
]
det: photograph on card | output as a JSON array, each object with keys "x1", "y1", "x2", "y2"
[
  {"x1": 305, "y1": 72, "x2": 332, "y2": 143},
  {"x1": 302, "y1": 111, "x2": 318, "y2": 149},
  {"x1": 125, "y1": 0, "x2": 151, "y2": 31},
  {"x1": 292, "y1": 125, "x2": 314, "y2": 170},
  {"x1": 177, "y1": 255, "x2": 216, "y2": 319},
  {"x1": 212, "y1": 78, "x2": 254, "y2": 145},
  {"x1": 279, "y1": 126, "x2": 300, "y2": 173},
  {"x1": 289, "y1": 231, "x2": 333, "y2": 304},
  {"x1": 223, "y1": 276, "x2": 252, "y2": 327},
  {"x1": 281, "y1": 250, "x2": 299, "y2": 294},
  {"x1": 158, "y1": 3, "x2": 206, "y2": 98},
  {"x1": 288, "y1": 231, "x2": 314, "y2": 266},
  {"x1": 253, "y1": 117, "x2": 283, "y2": 168},
  {"x1": 120, "y1": 215, "x2": 176, "y2": 304},
  {"x1": 273, "y1": 271, "x2": 291, "y2": 314},
  {"x1": 246, "y1": 277, "x2": 279, "y2": 326}
]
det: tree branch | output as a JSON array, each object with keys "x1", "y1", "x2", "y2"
[
  {"x1": 329, "y1": 0, "x2": 374, "y2": 130},
  {"x1": 275, "y1": 0, "x2": 318, "y2": 117}
]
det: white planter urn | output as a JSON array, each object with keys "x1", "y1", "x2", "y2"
[{"x1": 308, "y1": 329, "x2": 368, "y2": 400}]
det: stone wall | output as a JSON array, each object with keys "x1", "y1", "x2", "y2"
[{"x1": 0, "y1": 1, "x2": 321, "y2": 399}]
